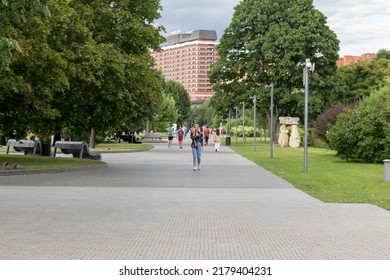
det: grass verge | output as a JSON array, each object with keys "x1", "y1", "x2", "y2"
[
  {"x1": 0, "y1": 143, "x2": 152, "y2": 173},
  {"x1": 229, "y1": 138, "x2": 390, "y2": 210},
  {"x1": 0, "y1": 154, "x2": 104, "y2": 173}
]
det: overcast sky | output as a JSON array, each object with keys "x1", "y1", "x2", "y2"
[{"x1": 155, "y1": 0, "x2": 390, "y2": 56}]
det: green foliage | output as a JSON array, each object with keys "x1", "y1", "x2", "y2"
[
  {"x1": 327, "y1": 81, "x2": 390, "y2": 163},
  {"x1": 209, "y1": 0, "x2": 340, "y2": 124},
  {"x1": 313, "y1": 102, "x2": 358, "y2": 140},
  {"x1": 375, "y1": 48, "x2": 390, "y2": 60},
  {"x1": 0, "y1": 154, "x2": 103, "y2": 172},
  {"x1": 151, "y1": 93, "x2": 178, "y2": 132},
  {"x1": 0, "y1": 0, "x2": 165, "y2": 142},
  {"x1": 336, "y1": 59, "x2": 390, "y2": 102},
  {"x1": 191, "y1": 101, "x2": 215, "y2": 126},
  {"x1": 164, "y1": 80, "x2": 191, "y2": 126},
  {"x1": 230, "y1": 126, "x2": 264, "y2": 138},
  {"x1": 0, "y1": 0, "x2": 50, "y2": 72}
]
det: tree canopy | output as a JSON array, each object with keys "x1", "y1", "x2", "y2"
[
  {"x1": 0, "y1": 0, "x2": 166, "y2": 143},
  {"x1": 209, "y1": 0, "x2": 339, "y2": 126},
  {"x1": 336, "y1": 59, "x2": 390, "y2": 103},
  {"x1": 164, "y1": 80, "x2": 191, "y2": 126},
  {"x1": 0, "y1": 0, "x2": 50, "y2": 72}
]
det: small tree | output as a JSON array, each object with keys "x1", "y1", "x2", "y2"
[
  {"x1": 327, "y1": 81, "x2": 390, "y2": 163},
  {"x1": 313, "y1": 102, "x2": 358, "y2": 140},
  {"x1": 164, "y1": 80, "x2": 191, "y2": 126},
  {"x1": 151, "y1": 93, "x2": 178, "y2": 132}
]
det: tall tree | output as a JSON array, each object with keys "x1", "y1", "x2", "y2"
[
  {"x1": 0, "y1": 0, "x2": 61, "y2": 144},
  {"x1": 164, "y1": 80, "x2": 191, "y2": 126},
  {"x1": 0, "y1": 0, "x2": 50, "y2": 72},
  {"x1": 64, "y1": 0, "x2": 166, "y2": 144},
  {"x1": 1, "y1": 0, "x2": 166, "y2": 146},
  {"x1": 151, "y1": 93, "x2": 178, "y2": 132},
  {"x1": 209, "y1": 0, "x2": 339, "y2": 129}
]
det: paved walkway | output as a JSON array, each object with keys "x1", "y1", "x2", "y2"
[{"x1": 1, "y1": 139, "x2": 390, "y2": 259}]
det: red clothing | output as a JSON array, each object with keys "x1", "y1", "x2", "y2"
[{"x1": 204, "y1": 128, "x2": 210, "y2": 137}]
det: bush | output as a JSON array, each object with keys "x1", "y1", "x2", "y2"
[
  {"x1": 327, "y1": 82, "x2": 390, "y2": 163},
  {"x1": 230, "y1": 126, "x2": 264, "y2": 137},
  {"x1": 313, "y1": 102, "x2": 358, "y2": 140}
]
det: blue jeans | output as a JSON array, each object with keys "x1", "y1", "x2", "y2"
[{"x1": 192, "y1": 144, "x2": 202, "y2": 166}]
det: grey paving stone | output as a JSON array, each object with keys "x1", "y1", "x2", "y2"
[{"x1": 1, "y1": 139, "x2": 390, "y2": 259}]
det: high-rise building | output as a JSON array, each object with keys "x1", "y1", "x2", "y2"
[{"x1": 151, "y1": 30, "x2": 219, "y2": 102}]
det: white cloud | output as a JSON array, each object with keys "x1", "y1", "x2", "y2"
[
  {"x1": 314, "y1": 0, "x2": 390, "y2": 55},
  {"x1": 157, "y1": 0, "x2": 390, "y2": 56}
]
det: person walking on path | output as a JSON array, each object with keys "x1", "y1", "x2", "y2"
[
  {"x1": 167, "y1": 127, "x2": 174, "y2": 148},
  {"x1": 212, "y1": 129, "x2": 221, "y2": 152},
  {"x1": 203, "y1": 126, "x2": 210, "y2": 145},
  {"x1": 177, "y1": 126, "x2": 185, "y2": 149},
  {"x1": 190, "y1": 124, "x2": 203, "y2": 171}
]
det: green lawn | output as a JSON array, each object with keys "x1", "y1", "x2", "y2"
[
  {"x1": 0, "y1": 143, "x2": 152, "y2": 173},
  {"x1": 228, "y1": 138, "x2": 390, "y2": 210},
  {"x1": 0, "y1": 154, "x2": 104, "y2": 173}
]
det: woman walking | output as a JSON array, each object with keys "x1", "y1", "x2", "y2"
[
  {"x1": 212, "y1": 129, "x2": 221, "y2": 152},
  {"x1": 190, "y1": 124, "x2": 203, "y2": 171}
]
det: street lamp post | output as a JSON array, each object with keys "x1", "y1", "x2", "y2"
[
  {"x1": 235, "y1": 106, "x2": 238, "y2": 144},
  {"x1": 249, "y1": 95, "x2": 257, "y2": 151},
  {"x1": 240, "y1": 101, "x2": 245, "y2": 144},
  {"x1": 228, "y1": 110, "x2": 231, "y2": 137},
  {"x1": 298, "y1": 58, "x2": 314, "y2": 173},
  {"x1": 266, "y1": 83, "x2": 274, "y2": 159}
]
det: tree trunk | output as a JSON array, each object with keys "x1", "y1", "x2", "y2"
[
  {"x1": 266, "y1": 111, "x2": 279, "y2": 143},
  {"x1": 53, "y1": 132, "x2": 61, "y2": 146},
  {"x1": 146, "y1": 120, "x2": 150, "y2": 133},
  {"x1": 89, "y1": 128, "x2": 96, "y2": 148}
]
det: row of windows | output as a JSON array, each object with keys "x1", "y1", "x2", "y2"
[
  {"x1": 155, "y1": 56, "x2": 216, "y2": 62},
  {"x1": 164, "y1": 72, "x2": 208, "y2": 76},
  {"x1": 168, "y1": 79, "x2": 210, "y2": 83},
  {"x1": 155, "y1": 56, "x2": 217, "y2": 64},
  {"x1": 183, "y1": 84, "x2": 212, "y2": 87},
  {"x1": 165, "y1": 70, "x2": 208, "y2": 74},
  {"x1": 187, "y1": 88, "x2": 214, "y2": 92},
  {"x1": 162, "y1": 47, "x2": 216, "y2": 55},
  {"x1": 164, "y1": 71, "x2": 207, "y2": 74},
  {"x1": 162, "y1": 61, "x2": 214, "y2": 68},
  {"x1": 154, "y1": 58, "x2": 215, "y2": 64},
  {"x1": 165, "y1": 74, "x2": 208, "y2": 79},
  {"x1": 166, "y1": 75, "x2": 210, "y2": 81},
  {"x1": 154, "y1": 51, "x2": 216, "y2": 57}
]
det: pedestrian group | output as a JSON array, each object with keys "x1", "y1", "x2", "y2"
[{"x1": 166, "y1": 124, "x2": 222, "y2": 171}]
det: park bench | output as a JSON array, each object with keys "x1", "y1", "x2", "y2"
[
  {"x1": 53, "y1": 141, "x2": 102, "y2": 160},
  {"x1": 141, "y1": 133, "x2": 162, "y2": 140},
  {"x1": 6, "y1": 139, "x2": 42, "y2": 156},
  {"x1": 119, "y1": 134, "x2": 141, "y2": 143}
]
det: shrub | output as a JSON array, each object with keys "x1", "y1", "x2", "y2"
[
  {"x1": 313, "y1": 102, "x2": 358, "y2": 140},
  {"x1": 230, "y1": 126, "x2": 264, "y2": 137},
  {"x1": 327, "y1": 82, "x2": 390, "y2": 163}
]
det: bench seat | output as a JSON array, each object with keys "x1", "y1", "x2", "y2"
[{"x1": 53, "y1": 141, "x2": 102, "y2": 160}]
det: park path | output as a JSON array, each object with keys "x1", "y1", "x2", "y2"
[{"x1": 1, "y1": 138, "x2": 390, "y2": 259}]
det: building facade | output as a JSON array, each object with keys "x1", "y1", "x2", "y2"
[
  {"x1": 151, "y1": 30, "x2": 219, "y2": 102},
  {"x1": 336, "y1": 53, "x2": 377, "y2": 67}
]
